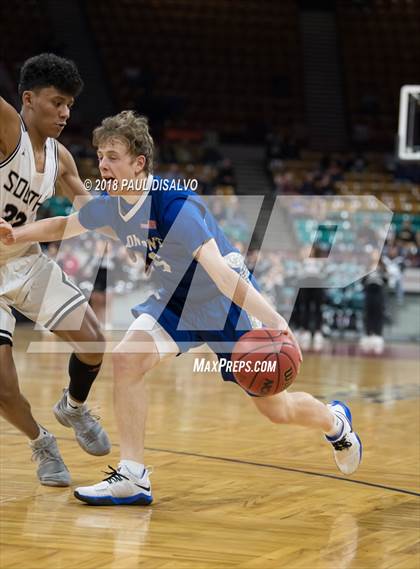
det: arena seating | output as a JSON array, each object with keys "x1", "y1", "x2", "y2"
[
  {"x1": 336, "y1": 0, "x2": 420, "y2": 149},
  {"x1": 0, "y1": 1, "x2": 53, "y2": 82},
  {"x1": 84, "y1": 0, "x2": 304, "y2": 136}
]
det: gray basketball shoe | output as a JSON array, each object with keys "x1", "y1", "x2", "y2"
[
  {"x1": 53, "y1": 389, "x2": 111, "y2": 456},
  {"x1": 30, "y1": 432, "x2": 71, "y2": 487}
]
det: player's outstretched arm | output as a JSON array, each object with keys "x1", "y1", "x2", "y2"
[
  {"x1": 0, "y1": 219, "x2": 15, "y2": 245},
  {"x1": 195, "y1": 239, "x2": 287, "y2": 329},
  {"x1": 0, "y1": 213, "x2": 87, "y2": 245},
  {"x1": 195, "y1": 239, "x2": 302, "y2": 359},
  {"x1": 0, "y1": 96, "x2": 21, "y2": 159}
]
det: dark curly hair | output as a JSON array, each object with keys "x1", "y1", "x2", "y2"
[{"x1": 18, "y1": 53, "x2": 83, "y2": 98}]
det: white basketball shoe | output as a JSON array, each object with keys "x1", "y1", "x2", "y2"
[
  {"x1": 74, "y1": 463, "x2": 153, "y2": 506},
  {"x1": 325, "y1": 400, "x2": 362, "y2": 475}
]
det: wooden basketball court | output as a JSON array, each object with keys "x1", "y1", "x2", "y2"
[{"x1": 1, "y1": 328, "x2": 419, "y2": 568}]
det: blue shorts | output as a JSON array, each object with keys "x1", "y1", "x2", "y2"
[{"x1": 132, "y1": 293, "x2": 257, "y2": 384}]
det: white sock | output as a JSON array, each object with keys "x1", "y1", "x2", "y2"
[
  {"x1": 325, "y1": 414, "x2": 344, "y2": 440},
  {"x1": 119, "y1": 460, "x2": 146, "y2": 479},
  {"x1": 66, "y1": 393, "x2": 84, "y2": 411},
  {"x1": 31, "y1": 424, "x2": 50, "y2": 443}
]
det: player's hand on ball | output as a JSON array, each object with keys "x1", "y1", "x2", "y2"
[
  {"x1": 284, "y1": 328, "x2": 303, "y2": 363},
  {"x1": 274, "y1": 316, "x2": 303, "y2": 363},
  {"x1": 0, "y1": 219, "x2": 16, "y2": 245}
]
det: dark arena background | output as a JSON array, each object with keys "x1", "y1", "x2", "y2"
[{"x1": 0, "y1": 1, "x2": 419, "y2": 568}]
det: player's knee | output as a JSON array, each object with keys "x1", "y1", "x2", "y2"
[
  {"x1": 112, "y1": 347, "x2": 156, "y2": 378},
  {"x1": 80, "y1": 321, "x2": 105, "y2": 363}
]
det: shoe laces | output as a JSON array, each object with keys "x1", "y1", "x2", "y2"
[
  {"x1": 31, "y1": 444, "x2": 60, "y2": 464},
  {"x1": 102, "y1": 465, "x2": 129, "y2": 485},
  {"x1": 72, "y1": 406, "x2": 102, "y2": 431},
  {"x1": 332, "y1": 435, "x2": 353, "y2": 451}
]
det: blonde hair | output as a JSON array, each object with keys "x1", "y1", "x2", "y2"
[{"x1": 92, "y1": 110, "x2": 154, "y2": 174}]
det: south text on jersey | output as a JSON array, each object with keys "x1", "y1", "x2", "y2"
[{"x1": 3, "y1": 170, "x2": 44, "y2": 212}]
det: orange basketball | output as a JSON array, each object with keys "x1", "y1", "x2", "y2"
[{"x1": 232, "y1": 329, "x2": 301, "y2": 396}]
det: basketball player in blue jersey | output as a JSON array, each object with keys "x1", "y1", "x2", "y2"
[
  {"x1": 0, "y1": 54, "x2": 111, "y2": 488},
  {"x1": 0, "y1": 111, "x2": 362, "y2": 505}
]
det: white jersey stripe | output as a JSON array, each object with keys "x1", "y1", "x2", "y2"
[
  {"x1": 0, "y1": 329, "x2": 12, "y2": 338},
  {"x1": 53, "y1": 139, "x2": 59, "y2": 190},
  {"x1": 45, "y1": 293, "x2": 87, "y2": 330}
]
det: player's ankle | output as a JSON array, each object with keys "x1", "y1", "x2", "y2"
[
  {"x1": 119, "y1": 459, "x2": 146, "y2": 479},
  {"x1": 30, "y1": 424, "x2": 50, "y2": 442},
  {"x1": 66, "y1": 393, "x2": 84, "y2": 411},
  {"x1": 324, "y1": 413, "x2": 344, "y2": 440}
]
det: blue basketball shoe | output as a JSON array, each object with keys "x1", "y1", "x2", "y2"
[
  {"x1": 325, "y1": 400, "x2": 362, "y2": 475},
  {"x1": 74, "y1": 464, "x2": 153, "y2": 506}
]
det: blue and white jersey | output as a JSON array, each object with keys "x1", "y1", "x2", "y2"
[{"x1": 78, "y1": 175, "x2": 256, "y2": 307}]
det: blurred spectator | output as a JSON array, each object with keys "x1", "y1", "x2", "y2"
[
  {"x1": 357, "y1": 217, "x2": 378, "y2": 247},
  {"x1": 345, "y1": 153, "x2": 368, "y2": 172},
  {"x1": 272, "y1": 171, "x2": 296, "y2": 195},
  {"x1": 217, "y1": 158, "x2": 236, "y2": 189},
  {"x1": 207, "y1": 195, "x2": 251, "y2": 244},
  {"x1": 266, "y1": 130, "x2": 301, "y2": 165},
  {"x1": 292, "y1": 246, "x2": 327, "y2": 352},
  {"x1": 300, "y1": 171, "x2": 316, "y2": 195},
  {"x1": 209, "y1": 197, "x2": 227, "y2": 224},
  {"x1": 383, "y1": 244, "x2": 405, "y2": 305},
  {"x1": 258, "y1": 255, "x2": 285, "y2": 308},
  {"x1": 174, "y1": 141, "x2": 193, "y2": 165},
  {"x1": 197, "y1": 165, "x2": 218, "y2": 195},
  {"x1": 312, "y1": 174, "x2": 335, "y2": 196},
  {"x1": 327, "y1": 160, "x2": 344, "y2": 182},
  {"x1": 396, "y1": 219, "x2": 416, "y2": 248},
  {"x1": 359, "y1": 257, "x2": 388, "y2": 355},
  {"x1": 60, "y1": 245, "x2": 80, "y2": 279},
  {"x1": 156, "y1": 139, "x2": 235, "y2": 195},
  {"x1": 222, "y1": 196, "x2": 250, "y2": 243}
]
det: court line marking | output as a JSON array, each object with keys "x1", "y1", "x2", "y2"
[
  {"x1": 1, "y1": 431, "x2": 418, "y2": 497},
  {"x1": 145, "y1": 446, "x2": 420, "y2": 498}
]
